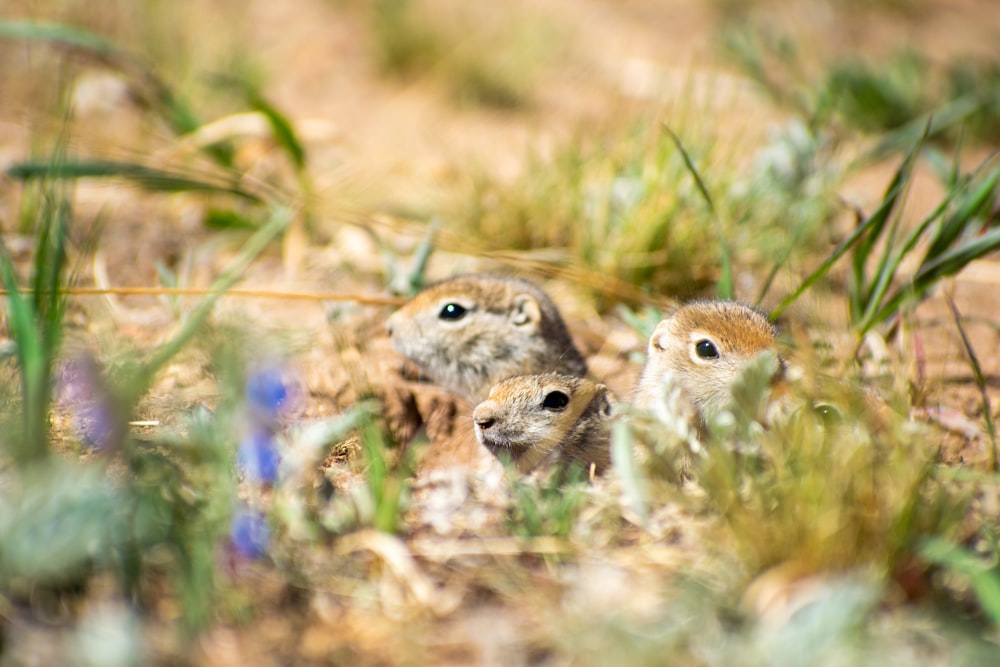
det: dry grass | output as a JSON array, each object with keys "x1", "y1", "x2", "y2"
[{"x1": 2, "y1": 1, "x2": 1000, "y2": 665}]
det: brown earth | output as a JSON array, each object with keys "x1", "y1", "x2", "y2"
[{"x1": 2, "y1": 0, "x2": 1000, "y2": 664}]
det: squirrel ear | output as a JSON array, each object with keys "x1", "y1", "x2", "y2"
[
  {"x1": 511, "y1": 294, "x2": 541, "y2": 327},
  {"x1": 596, "y1": 387, "x2": 615, "y2": 418},
  {"x1": 648, "y1": 320, "x2": 670, "y2": 351}
]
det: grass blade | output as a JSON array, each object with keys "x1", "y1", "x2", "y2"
[
  {"x1": 771, "y1": 175, "x2": 907, "y2": 320},
  {"x1": 923, "y1": 166, "x2": 1000, "y2": 261},
  {"x1": 136, "y1": 206, "x2": 290, "y2": 384},
  {"x1": 662, "y1": 124, "x2": 733, "y2": 299},
  {"x1": 771, "y1": 129, "x2": 925, "y2": 321},
  {"x1": 919, "y1": 537, "x2": 1000, "y2": 624},
  {"x1": 7, "y1": 160, "x2": 262, "y2": 202},
  {"x1": 873, "y1": 220, "x2": 995, "y2": 331},
  {"x1": 0, "y1": 19, "x2": 124, "y2": 57},
  {"x1": 246, "y1": 91, "x2": 306, "y2": 171},
  {"x1": 914, "y1": 226, "x2": 1000, "y2": 285},
  {"x1": 849, "y1": 129, "x2": 925, "y2": 319},
  {"x1": 0, "y1": 254, "x2": 47, "y2": 461},
  {"x1": 859, "y1": 96, "x2": 982, "y2": 166},
  {"x1": 870, "y1": 227, "x2": 1000, "y2": 330},
  {"x1": 612, "y1": 420, "x2": 647, "y2": 528},
  {"x1": 945, "y1": 294, "x2": 997, "y2": 471},
  {"x1": 0, "y1": 136, "x2": 72, "y2": 461}
]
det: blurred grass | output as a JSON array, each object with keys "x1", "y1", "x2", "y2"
[
  {"x1": 624, "y1": 350, "x2": 976, "y2": 620},
  {"x1": 3, "y1": 1, "x2": 1000, "y2": 664},
  {"x1": 451, "y1": 120, "x2": 724, "y2": 302},
  {"x1": 1, "y1": 136, "x2": 71, "y2": 463},
  {"x1": 367, "y1": 0, "x2": 560, "y2": 109},
  {"x1": 451, "y1": 112, "x2": 845, "y2": 306},
  {"x1": 722, "y1": 25, "x2": 1000, "y2": 148}
]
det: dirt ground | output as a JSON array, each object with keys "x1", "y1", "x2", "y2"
[{"x1": 3, "y1": 0, "x2": 1000, "y2": 664}]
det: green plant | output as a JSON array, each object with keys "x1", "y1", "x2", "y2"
[
  {"x1": 626, "y1": 350, "x2": 970, "y2": 616},
  {"x1": 358, "y1": 418, "x2": 412, "y2": 534},
  {"x1": 722, "y1": 25, "x2": 1000, "y2": 148},
  {"x1": 920, "y1": 537, "x2": 1000, "y2": 626},
  {"x1": 1, "y1": 147, "x2": 70, "y2": 462},
  {"x1": 1, "y1": 20, "x2": 314, "y2": 235},
  {"x1": 772, "y1": 130, "x2": 1000, "y2": 333},
  {"x1": 1, "y1": 160, "x2": 288, "y2": 639},
  {"x1": 507, "y1": 466, "x2": 588, "y2": 539},
  {"x1": 453, "y1": 119, "x2": 728, "y2": 302}
]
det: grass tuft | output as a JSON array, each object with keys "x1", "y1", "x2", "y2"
[
  {"x1": 1, "y1": 139, "x2": 71, "y2": 463},
  {"x1": 772, "y1": 134, "x2": 1000, "y2": 336}
]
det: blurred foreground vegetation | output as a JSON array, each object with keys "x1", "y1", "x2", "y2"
[{"x1": 2, "y1": 0, "x2": 1000, "y2": 664}]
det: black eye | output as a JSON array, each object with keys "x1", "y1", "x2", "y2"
[
  {"x1": 438, "y1": 303, "x2": 467, "y2": 321},
  {"x1": 542, "y1": 391, "x2": 570, "y2": 411},
  {"x1": 695, "y1": 339, "x2": 719, "y2": 359}
]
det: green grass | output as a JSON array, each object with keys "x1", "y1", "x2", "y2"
[
  {"x1": 772, "y1": 133, "x2": 1000, "y2": 336},
  {"x1": 450, "y1": 111, "x2": 847, "y2": 307},
  {"x1": 722, "y1": 25, "x2": 1000, "y2": 147},
  {"x1": 1, "y1": 19, "x2": 315, "y2": 236},
  {"x1": 4, "y1": 3, "x2": 1000, "y2": 665},
  {"x1": 454, "y1": 121, "x2": 728, "y2": 301},
  {"x1": 1, "y1": 143, "x2": 70, "y2": 463},
  {"x1": 622, "y1": 349, "x2": 981, "y2": 628}
]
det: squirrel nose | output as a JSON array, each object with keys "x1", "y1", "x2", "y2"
[{"x1": 473, "y1": 404, "x2": 498, "y2": 430}]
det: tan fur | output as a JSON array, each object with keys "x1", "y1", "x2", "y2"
[
  {"x1": 386, "y1": 275, "x2": 588, "y2": 401},
  {"x1": 634, "y1": 301, "x2": 781, "y2": 422},
  {"x1": 473, "y1": 373, "x2": 615, "y2": 474}
]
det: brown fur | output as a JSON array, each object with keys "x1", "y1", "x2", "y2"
[
  {"x1": 473, "y1": 373, "x2": 614, "y2": 474},
  {"x1": 386, "y1": 275, "x2": 588, "y2": 402},
  {"x1": 634, "y1": 301, "x2": 781, "y2": 421}
]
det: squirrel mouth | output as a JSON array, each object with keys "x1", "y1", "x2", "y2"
[{"x1": 476, "y1": 432, "x2": 529, "y2": 459}]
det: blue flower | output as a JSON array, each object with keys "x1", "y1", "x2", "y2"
[
  {"x1": 246, "y1": 365, "x2": 290, "y2": 421},
  {"x1": 237, "y1": 429, "x2": 281, "y2": 484},
  {"x1": 230, "y1": 507, "x2": 269, "y2": 560}
]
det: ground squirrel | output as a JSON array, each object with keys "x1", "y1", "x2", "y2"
[
  {"x1": 634, "y1": 301, "x2": 782, "y2": 423},
  {"x1": 386, "y1": 275, "x2": 588, "y2": 401},
  {"x1": 473, "y1": 372, "x2": 615, "y2": 474}
]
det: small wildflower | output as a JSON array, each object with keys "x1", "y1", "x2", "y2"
[
  {"x1": 237, "y1": 428, "x2": 281, "y2": 484},
  {"x1": 56, "y1": 354, "x2": 124, "y2": 452},
  {"x1": 245, "y1": 365, "x2": 291, "y2": 422},
  {"x1": 230, "y1": 506, "x2": 270, "y2": 560}
]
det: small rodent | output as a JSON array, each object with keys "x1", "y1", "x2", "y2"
[
  {"x1": 386, "y1": 275, "x2": 588, "y2": 400},
  {"x1": 472, "y1": 372, "x2": 615, "y2": 474},
  {"x1": 634, "y1": 301, "x2": 781, "y2": 422}
]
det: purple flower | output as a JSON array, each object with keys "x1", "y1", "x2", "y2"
[
  {"x1": 237, "y1": 429, "x2": 281, "y2": 484},
  {"x1": 56, "y1": 353, "x2": 123, "y2": 452},
  {"x1": 76, "y1": 400, "x2": 121, "y2": 451},
  {"x1": 246, "y1": 365, "x2": 290, "y2": 421},
  {"x1": 230, "y1": 507, "x2": 269, "y2": 560}
]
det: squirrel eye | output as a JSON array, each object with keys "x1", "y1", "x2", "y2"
[
  {"x1": 438, "y1": 303, "x2": 467, "y2": 321},
  {"x1": 542, "y1": 391, "x2": 570, "y2": 411},
  {"x1": 695, "y1": 339, "x2": 719, "y2": 359}
]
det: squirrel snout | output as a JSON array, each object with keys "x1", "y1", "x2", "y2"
[{"x1": 473, "y1": 404, "x2": 498, "y2": 431}]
